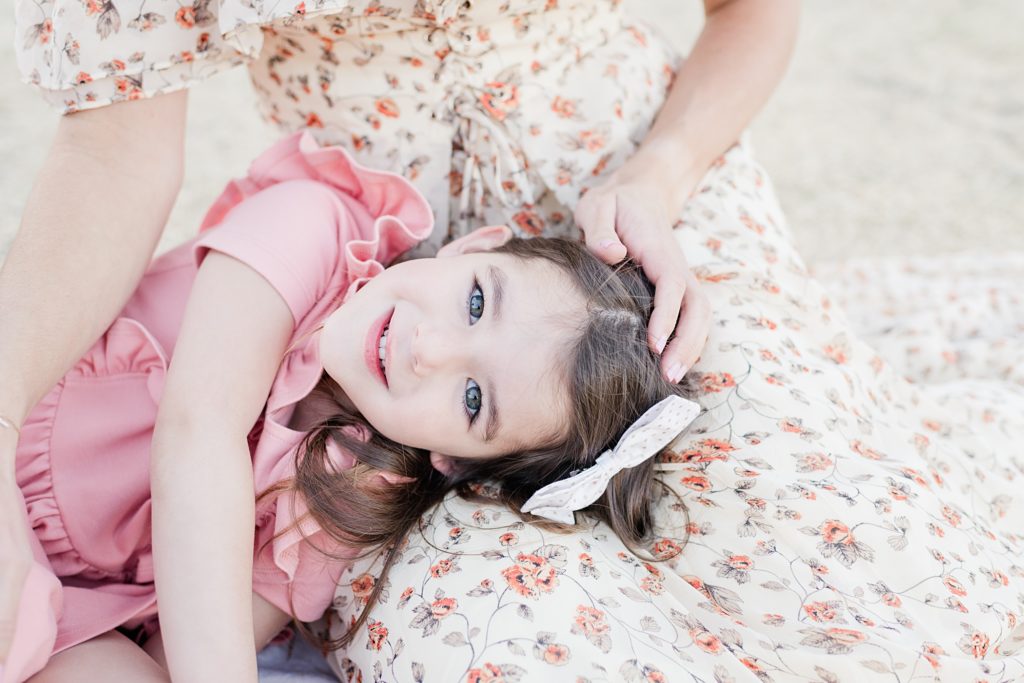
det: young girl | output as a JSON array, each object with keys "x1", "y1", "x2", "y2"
[{"x1": 1, "y1": 133, "x2": 697, "y2": 683}]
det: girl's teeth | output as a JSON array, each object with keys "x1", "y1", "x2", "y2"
[{"x1": 378, "y1": 327, "x2": 389, "y2": 369}]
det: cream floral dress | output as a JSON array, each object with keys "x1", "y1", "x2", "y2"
[{"x1": 16, "y1": 1, "x2": 1024, "y2": 681}]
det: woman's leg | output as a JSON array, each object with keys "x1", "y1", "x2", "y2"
[{"x1": 26, "y1": 631, "x2": 168, "y2": 683}]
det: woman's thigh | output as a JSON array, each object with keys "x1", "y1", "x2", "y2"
[{"x1": 26, "y1": 630, "x2": 168, "y2": 683}]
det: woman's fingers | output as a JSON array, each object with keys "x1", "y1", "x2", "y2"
[
  {"x1": 647, "y1": 268, "x2": 687, "y2": 356},
  {"x1": 575, "y1": 192, "x2": 628, "y2": 265},
  {"x1": 660, "y1": 274, "x2": 712, "y2": 383}
]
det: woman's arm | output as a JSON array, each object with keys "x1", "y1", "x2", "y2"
[
  {"x1": 0, "y1": 91, "x2": 187, "y2": 436},
  {"x1": 577, "y1": 0, "x2": 800, "y2": 380},
  {"x1": 619, "y1": 0, "x2": 800, "y2": 211},
  {"x1": 150, "y1": 252, "x2": 294, "y2": 682}
]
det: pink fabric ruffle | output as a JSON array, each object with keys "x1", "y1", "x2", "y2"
[
  {"x1": 200, "y1": 132, "x2": 433, "y2": 297},
  {"x1": 18, "y1": 318, "x2": 167, "y2": 578},
  {"x1": 200, "y1": 132, "x2": 433, "y2": 596}
]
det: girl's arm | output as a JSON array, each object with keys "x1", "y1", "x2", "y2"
[
  {"x1": 143, "y1": 593, "x2": 292, "y2": 671},
  {"x1": 577, "y1": 0, "x2": 800, "y2": 380},
  {"x1": 150, "y1": 251, "x2": 294, "y2": 682}
]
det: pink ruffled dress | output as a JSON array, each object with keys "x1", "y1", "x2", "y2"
[{"x1": 5, "y1": 133, "x2": 433, "y2": 683}]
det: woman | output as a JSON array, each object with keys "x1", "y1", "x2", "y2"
[{"x1": 2, "y1": 0, "x2": 799, "y2": 674}]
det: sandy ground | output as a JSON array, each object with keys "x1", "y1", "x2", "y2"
[{"x1": 1, "y1": 1, "x2": 1022, "y2": 263}]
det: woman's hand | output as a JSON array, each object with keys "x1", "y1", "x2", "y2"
[
  {"x1": 575, "y1": 168, "x2": 711, "y2": 384},
  {"x1": 0, "y1": 431, "x2": 31, "y2": 667}
]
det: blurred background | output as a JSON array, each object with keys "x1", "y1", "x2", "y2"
[{"x1": 2, "y1": 0, "x2": 1022, "y2": 262}]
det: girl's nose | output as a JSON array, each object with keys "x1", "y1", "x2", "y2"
[{"x1": 410, "y1": 322, "x2": 462, "y2": 376}]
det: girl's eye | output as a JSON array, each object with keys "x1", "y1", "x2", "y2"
[
  {"x1": 468, "y1": 280, "x2": 485, "y2": 324},
  {"x1": 464, "y1": 379, "x2": 482, "y2": 422}
]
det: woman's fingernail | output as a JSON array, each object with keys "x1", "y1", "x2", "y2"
[
  {"x1": 666, "y1": 363, "x2": 684, "y2": 383},
  {"x1": 655, "y1": 336, "x2": 667, "y2": 354},
  {"x1": 599, "y1": 239, "x2": 616, "y2": 250}
]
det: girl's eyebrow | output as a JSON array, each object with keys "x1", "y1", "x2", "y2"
[
  {"x1": 482, "y1": 265, "x2": 506, "y2": 443},
  {"x1": 488, "y1": 264, "x2": 506, "y2": 321}
]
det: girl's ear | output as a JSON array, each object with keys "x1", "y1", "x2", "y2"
[
  {"x1": 437, "y1": 225, "x2": 513, "y2": 258},
  {"x1": 429, "y1": 452, "x2": 457, "y2": 476}
]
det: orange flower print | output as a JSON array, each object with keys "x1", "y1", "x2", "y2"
[
  {"x1": 478, "y1": 82, "x2": 520, "y2": 121},
  {"x1": 501, "y1": 552, "x2": 558, "y2": 598},
  {"x1": 431, "y1": 597, "x2": 457, "y2": 618},
  {"x1": 366, "y1": 619, "x2": 388, "y2": 651},
  {"x1": 823, "y1": 344, "x2": 848, "y2": 365},
  {"x1": 739, "y1": 213, "x2": 765, "y2": 234},
  {"x1": 922, "y1": 642, "x2": 945, "y2": 669},
  {"x1": 713, "y1": 554, "x2": 753, "y2": 584},
  {"x1": 699, "y1": 372, "x2": 736, "y2": 393},
  {"x1": 305, "y1": 112, "x2": 324, "y2": 128},
  {"x1": 541, "y1": 643, "x2": 570, "y2": 665},
  {"x1": 815, "y1": 519, "x2": 874, "y2": 568},
  {"x1": 31, "y1": 19, "x2": 54, "y2": 45},
  {"x1": 651, "y1": 538, "x2": 681, "y2": 559},
  {"x1": 499, "y1": 532, "x2": 518, "y2": 546},
  {"x1": 828, "y1": 628, "x2": 866, "y2": 645},
  {"x1": 882, "y1": 592, "x2": 902, "y2": 608},
  {"x1": 75, "y1": 71, "x2": 93, "y2": 85},
  {"x1": 820, "y1": 520, "x2": 852, "y2": 545},
  {"x1": 551, "y1": 95, "x2": 576, "y2": 119},
  {"x1": 85, "y1": 0, "x2": 102, "y2": 15},
  {"x1": 780, "y1": 418, "x2": 804, "y2": 434},
  {"x1": 797, "y1": 452, "x2": 833, "y2": 472},
  {"x1": 571, "y1": 605, "x2": 611, "y2": 651},
  {"x1": 466, "y1": 663, "x2": 503, "y2": 683},
  {"x1": 350, "y1": 573, "x2": 375, "y2": 605},
  {"x1": 803, "y1": 601, "x2": 838, "y2": 622},
  {"x1": 943, "y1": 576, "x2": 967, "y2": 596},
  {"x1": 692, "y1": 630, "x2": 722, "y2": 654},
  {"x1": 850, "y1": 439, "x2": 884, "y2": 460},
  {"x1": 293, "y1": 0, "x2": 305, "y2": 14},
  {"x1": 375, "y1": 97, "x2": 399, "y2": 118},
  {"x1": 398, "y1": 586, "x2": 414, "y2": 607},
  {"x1": 941, "y1": 505, "x2": 962, "y2": 528},
  {"x1": 681, "y1": 474, "x2": 712, "y2": 492},
  {"x1": 512, "y1": 208, "x2": 545, "y2": 236},
  {"x1": 958, "y1": 630, "x2": 990, "y2": 659},
  {"x1": 578, "y1": 128, "x2": 607, "y2": 152},
  {"x1": 674, "y1": 438, "x2": 736, "y2": 464},
  {"x1": 627, "y1": 25, "x2": 647, "y2": 46},
  {"x1": 175, "y1": 6, "x2": 196, "y2": 28},
  {"x1": 763, "y1": 613, "x2": 785, "y2": 626},
  {"x1": 640, "y1": 575, "x2": 664, "y2": 595},
  {"x1": 591, "y1": 153, "x2": 612, "y2": 177},
  {"x1": 430, "y1": 558, "x2": 455, "y2": 577}
]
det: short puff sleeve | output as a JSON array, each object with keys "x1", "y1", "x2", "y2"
[{"x1": 193, "y1": 132, "x2": 434, "y2": 329}]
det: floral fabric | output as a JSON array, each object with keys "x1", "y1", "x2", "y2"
[
  {"x1": 16, "y1": 0, "x2": 674, "y2": 254},
  {"x1": 16, "y1": 0, "x2": 1024, "y2": 679},
  {"x1": 329, "y1": 139, "x2": 1024, "y2": 682}
]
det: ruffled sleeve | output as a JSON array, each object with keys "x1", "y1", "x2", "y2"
[
  {"x1": 252, "y1": 431, "x2": 377, "y2": 621},
  {"x1": 14, "y1": 0, "x2": 261, "y2": 114},
  {"x1": 193, "y1": 132, "x2": 434, "y2": 327}
]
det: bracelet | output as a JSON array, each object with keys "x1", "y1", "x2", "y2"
[{"x1": 0, "y1": 415, "x2": 20, "y2": 436}]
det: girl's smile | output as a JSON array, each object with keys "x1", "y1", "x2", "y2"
[{"x1": 320, "y1": 227, "x2": 586, "y2": 460}]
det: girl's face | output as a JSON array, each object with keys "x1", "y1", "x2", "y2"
[{"x1": 320, "y1": 227, "x2": 585, "y2": 460}]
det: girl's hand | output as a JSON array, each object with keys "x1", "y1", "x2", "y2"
[
  {"x1": 0, "y1": 433, "x2": 31, "y2": 667},
  {"x1": 575, "y1": 174, "x2": 711, "y2": 384}
]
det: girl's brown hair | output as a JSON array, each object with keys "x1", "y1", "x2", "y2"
[{"x1": 285, "y1": 237, "x2": 695, "y2": 647}]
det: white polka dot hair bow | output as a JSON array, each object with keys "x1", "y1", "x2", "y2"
[{"x1": 521, "y1": 395, "x2": 702, "y2": 524}]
